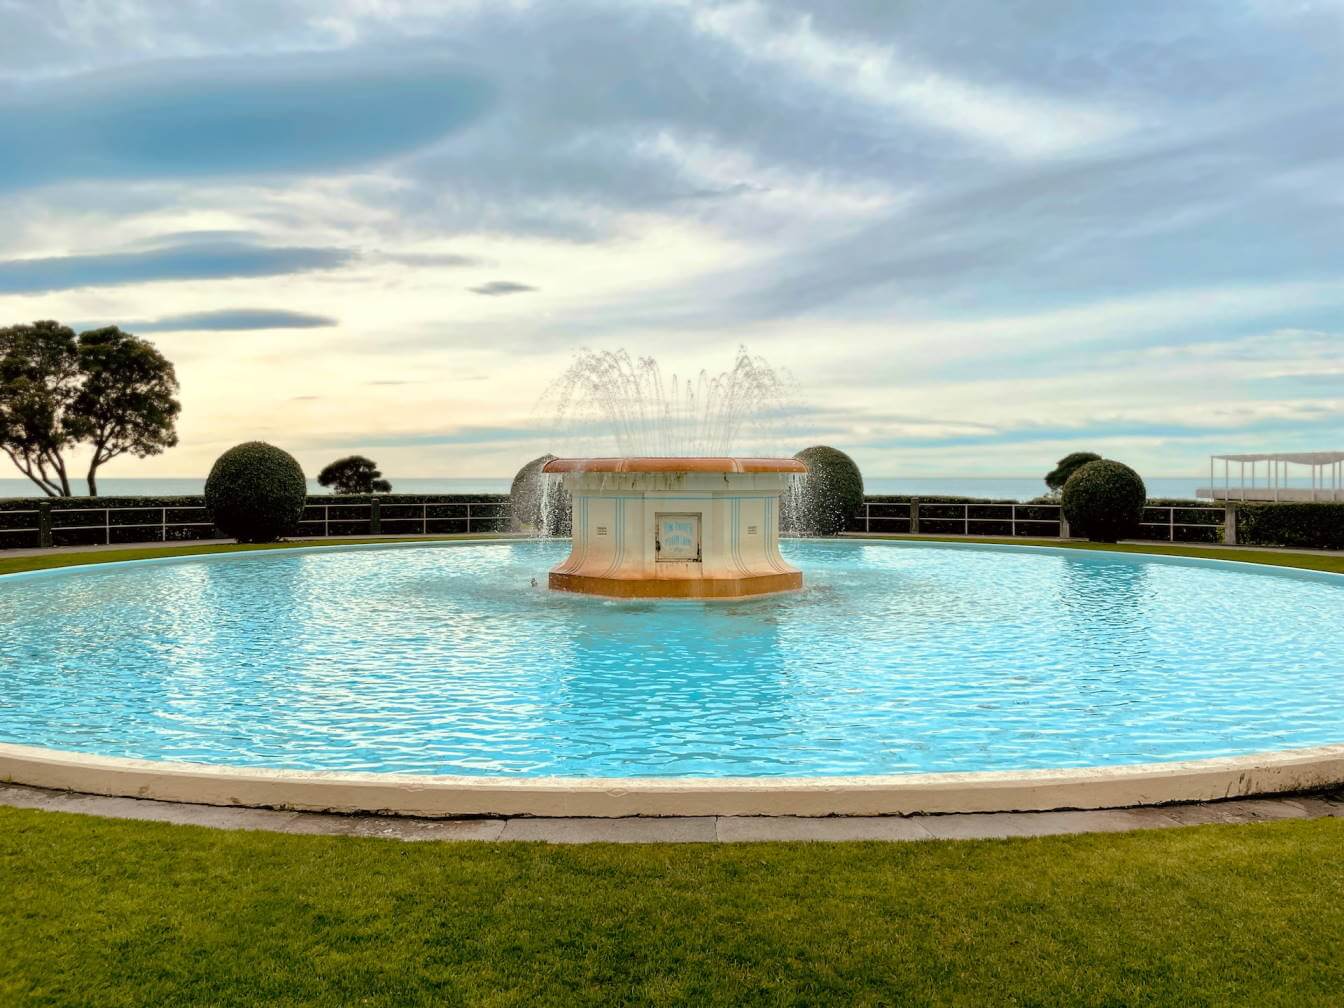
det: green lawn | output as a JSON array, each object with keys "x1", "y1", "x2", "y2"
[{"x1": 3, "y1": 807, "x2": 1344, "y2": 1006}]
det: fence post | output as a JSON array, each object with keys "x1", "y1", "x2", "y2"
[
  {"x1": 370, "y1": 498, "x2": 381, "y2": 535},
  {"x1": 1223, "y1": 503, "x2": 1238, "y2": 546},
  {"x1": 161, "y1": 506, "x2": 167, "y2": 543},
  {"x1": 909, "y1": 498, "x2": 920, "y2": 535},
  {"x1": 38, "y1": 501, "x2": 52, "y2": 548},
  {"x1": 467, "y1": 502, "x2": 473, "y2": 534},
  {"x1": 1011, "y1": 504, "x2": 1017, "y2": 538},
  {"x1": 1059, "y1": 509, "x2": 1070, "y2": 539}
]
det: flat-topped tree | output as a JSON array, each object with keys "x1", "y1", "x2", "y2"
[
  {"x1": 1045, "y1": 451, "x2": 1101, "y2": 496},
  {"x1": 0, "y1": 321, "x2": 179, "y2": 497},
  {"x1": 317, "y1": 455, "x2": 392, "y2": 494},
  {"x1": 70, "y1": 327, "x2": 180, "y2": 497}
]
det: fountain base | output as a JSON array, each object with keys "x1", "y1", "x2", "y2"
[
  {"x1": 549, "y1": 569, "x2": 802, "y2": 600},
  {"x1": 542, "y1": 457, "x2": 806, "y2": 600}
]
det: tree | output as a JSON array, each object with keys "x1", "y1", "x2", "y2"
[
  {"x1": 70, "y1": 327, "x2": 180, "y2": 497},
  {"x1": 0, "y1": 321, "x2": 81, "y2": 496},
  {"x1": 317, "y1": 455, "x2": 392, "y2": 494},
  {"x1": 0, "y1": 321, "x2": 180, "y2": 497},
  {"x1": 1045, "y1": 451, "x2": 1101, "y2": 496}
]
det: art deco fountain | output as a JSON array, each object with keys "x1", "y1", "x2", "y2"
[
  {"x1": 543, "y1": 455, "x2": 806, "y2": 599},
  {"x1": 539, "y1": 348, "x2": 806, "y2": 599}
]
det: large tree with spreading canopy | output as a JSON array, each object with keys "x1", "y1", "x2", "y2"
[{"x1": 0, "y1": 321, "x2": 180, "y2": 496}]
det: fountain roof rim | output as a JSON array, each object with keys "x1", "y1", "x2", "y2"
[{"x1": 542, "y1": 456, "x2": 807, "y2": 474}]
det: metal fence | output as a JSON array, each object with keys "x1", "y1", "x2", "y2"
[
  {"x1": 296, "y1": 500, "x2": 510, "y2": 538},
  {"x1": 1, "y1": 495, "x2": 1232, "y2": 552},
  {"x1": 0, "y1": 497, "x2": 512, "y2": 550},
  {"x1": 851, "y1": 501, "x2": 1226, "y2": 544}
]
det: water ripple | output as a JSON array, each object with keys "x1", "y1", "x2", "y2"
[{"x1": 0, "y1": 541, "x2": 1340, "y2": 777}]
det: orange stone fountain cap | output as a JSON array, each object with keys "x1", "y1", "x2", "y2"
[{"x1": 542, "y1": 456, "x2": 807, "y2": 474}]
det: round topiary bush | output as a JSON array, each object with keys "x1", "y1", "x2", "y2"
[
  {"x1": 509, "y1": 454, "x2": 570, "y2": 535},
  {"x1": 789, "y1": 445, "x2": 865, "y2": 536},
  {"x1": 1061, "y1": 459, "x2": 1146, "y2": 543},
  {"x1": 205, "y1": 441, "x2": 308, "y2": 543}
]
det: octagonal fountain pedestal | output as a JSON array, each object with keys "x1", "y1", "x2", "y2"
[{"x1": 541, "y1": 457, "x2": 807, "y2": 599}]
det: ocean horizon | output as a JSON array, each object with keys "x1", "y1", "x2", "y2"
[{"x1": 0, "y1": 475, "x2": 1258, "y2": 503}]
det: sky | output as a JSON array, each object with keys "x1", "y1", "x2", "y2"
[{"x1": 0, "y1": 0, "x2": 1340, "y2": 480}]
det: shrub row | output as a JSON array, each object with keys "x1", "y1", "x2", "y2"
[{"x1": 1237, "y1": 502, "x2": 1344, "y2": 551}]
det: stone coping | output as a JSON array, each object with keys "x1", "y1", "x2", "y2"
[
  {"x1": 4, "y1": 742, "x2": 1344, "y2": 819},
  {"x1": 3, "y1": 781, "x2": 1340, "y2": 842}
]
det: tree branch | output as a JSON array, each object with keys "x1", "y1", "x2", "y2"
[{"x1": 3, "y1": 447, "x2": 61, "y2": 497}]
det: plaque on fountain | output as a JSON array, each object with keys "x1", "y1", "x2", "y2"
[{"x1": 656, "y1": 514, "x2": 701, "y2": 562}]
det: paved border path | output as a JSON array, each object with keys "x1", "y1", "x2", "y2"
[{"x1": 3, "y1": 783, "x2": 1340, "y2": 843}]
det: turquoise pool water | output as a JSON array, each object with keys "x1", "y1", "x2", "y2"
[{"x1": 1, "y1": 540, "x2": 1340, "y2": 777}]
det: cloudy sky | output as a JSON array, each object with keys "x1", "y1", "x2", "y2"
[{"x1": 1, "y1": 0, "x2": 1340, "y2": 479}]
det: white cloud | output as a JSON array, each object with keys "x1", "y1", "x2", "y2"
[{"x1": 688, "y1": 1, "x2": 1138, "y2": 158}]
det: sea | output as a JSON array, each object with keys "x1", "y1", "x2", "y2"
[{"x1": 0, "y1": 476, "x2": 1248, "y2": 502}]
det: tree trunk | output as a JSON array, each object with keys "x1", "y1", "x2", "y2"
[{"x1": 49, "y1": 453, "x2": 71, "y2": 496}]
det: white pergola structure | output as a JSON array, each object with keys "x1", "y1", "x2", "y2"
[{"x1": 1198, "y1": 452, "x2": 1344, "y2": 502}]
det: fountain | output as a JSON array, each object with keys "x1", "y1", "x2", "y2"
[
  {"x1": 540, "y1": 347, "x2": 807, "y2": 599},
  {"x1": 543, "y1": 456, "x2": 806, "y2": 599}
]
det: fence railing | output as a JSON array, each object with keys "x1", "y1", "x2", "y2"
[
  {"x1": 0, "y1": 498, "x2": 512, "y2": 551},
  {"x1": 1, "y1": 495, "x2": 1234, "y2": 551},
  {"x1": 851, "y1": 501, "x2": 1227, "y2": 544}
]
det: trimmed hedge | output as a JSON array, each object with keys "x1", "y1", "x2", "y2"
[
  {"x1": 1062, "y1": 460, "x2": 1147, "y2": 543},
  {"x1": 790, "y1": 446, "x2": 865, "y2": 536},
  {"x1": 206, "y1": 442, "x2": 308, "y2": 543},
  {"x1": 508, "y1": 454, "x2": 570, "y2": 535},
  {"x1": 1237, "y1": 502, "x2": 1344, "y2": 551}
]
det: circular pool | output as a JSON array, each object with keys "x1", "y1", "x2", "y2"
[{"x1": 2, "y1": 540, "x2": 1340, "y2": 790}]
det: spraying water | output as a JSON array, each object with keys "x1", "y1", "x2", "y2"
[
  {"x1": 543, "y1": 346, "x2": 799, "y2": 458},
  {"x1": 518, "y1": 346, "x2": 810, "y2": 537}
]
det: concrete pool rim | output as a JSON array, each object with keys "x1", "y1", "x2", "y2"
[
  {"x1": 4, "y1": 741, "x2": 1344, "y2": 818},
  {"x1": 2, "y1": 535, "x2": 1341, "y2": 817}
]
